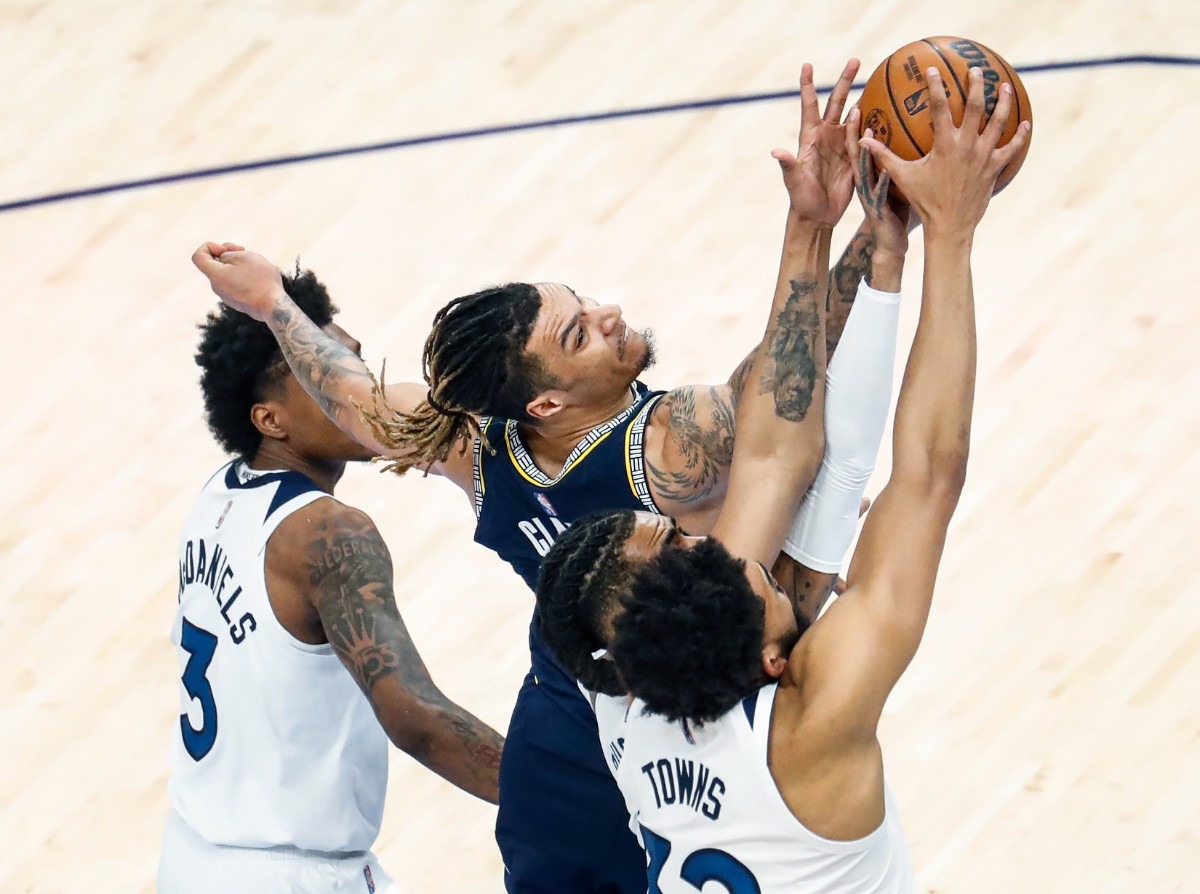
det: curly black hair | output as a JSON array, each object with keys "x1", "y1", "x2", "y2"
[
  {"x1": 196, "y1": 266, "x2": 338, "y2": 458},
  {"x1": 536, "y1": 510, "x2": 639, "y2": 696},
  {"x1": 612, "y1": 537, "x2": 765, "y2": 724}
]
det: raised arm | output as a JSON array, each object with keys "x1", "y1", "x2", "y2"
[
  {"x1": 270, "y1": 498, "x2": 503, "y2": 803},
  {"x1": 706, "y1": 59, "x2": 860, "y2": 566},
  {"x1": 800, "y1": 66, "x2": 1032, "y2": 732},
  {"x1": 648, "y1": 71, "x2": 907, "y2": 534},
  {"x1": 191, "y1": 248, "x2": 474, "y2": 487}
]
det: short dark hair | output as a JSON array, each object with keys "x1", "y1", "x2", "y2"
[
  {"x1": 612, "y1": 538, "x2": 765, "y2": 724},
  {"x1": 363, "y1": 283, "x2": 559, "y2": 474},
  {"x1": 536, "y1": 510, "x2": 638, "y2": 696},
  {"x1": 196, "y1": 266, "x2": 337, "y2": 458}
]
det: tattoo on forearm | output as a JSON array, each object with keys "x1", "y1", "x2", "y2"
[
  {"x1": 758, "y1": 278, "x2": 821, "y2": 422},
  {"x1": 646, "y1": 386, "x2": 736, "y2": 505},
  {"x1": 826, "y1": 231, "x2": 875, "y2": 357},
  {"x1": 450, "y1": 716, "x2": 504, "y2": 773},
  {"x1": 270, "y1": 303, "x2": 371, "y2": 427},
  {"x1": 307, "y1": 511, "x2": 502, "y2": 800}
]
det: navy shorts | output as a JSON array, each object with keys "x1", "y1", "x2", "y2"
[{"x1": 496, "y1": 663, "x2": 646, "y2": 894}]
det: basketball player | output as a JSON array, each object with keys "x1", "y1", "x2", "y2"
[
  {"x1": 190, "y1": 59, "x2": 904, "y2": 894},
  {"x1": 159, "y1": 270, "x2": 505, "y2": 893},
  {"x1": 539, "y1": 68, "x2": 1029, "y2": 891}
]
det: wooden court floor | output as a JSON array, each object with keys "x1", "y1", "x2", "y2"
[{"x1": 1, "y1": 1, "x2": 1198, "y2": 891}]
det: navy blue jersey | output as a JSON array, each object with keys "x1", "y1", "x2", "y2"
[
  {"x1": 475, "y1": 382, "x2": 666, "y2": 893},
  {"x1": 473, "y1": 381, "x2": 664, "y2": 586},
  {"x1": 472, "y1": 382, "x2": 664, "y2": 682}
]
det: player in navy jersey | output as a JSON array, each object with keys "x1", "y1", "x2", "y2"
[
  {"x1": 535, "y1": 68, "x2": 1029, "y2": 893},
  {"x1": 190, "y1": 59, "x2": 907, "y2": 894}
]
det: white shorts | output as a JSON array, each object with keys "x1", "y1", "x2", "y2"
[{"x1": 158, "y1": 809, "x2": 400, "y2": 894}]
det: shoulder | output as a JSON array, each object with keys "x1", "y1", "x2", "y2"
[
  {"x1": 649, "y1": 383, "x2": 736, "y2": 434},
  {"x1": 643, "y1": 383, "x2": 737, "y2": 513},
  {"x1": 267, "y1": 497, "x2": 390, "y2": 582}
]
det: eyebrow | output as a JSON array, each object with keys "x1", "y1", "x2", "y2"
[
  {"x1": 557, "y1": 292, "x2": 584, "y2": 352},
  {"x1": 662, "y1": 520, "x2": 680, "y2": 547},
  {"x1": 558, "y1": 310, "x2": 581, "y2": 351}
]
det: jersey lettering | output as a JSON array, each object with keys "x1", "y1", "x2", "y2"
[
  {"x1": 516, "y1": 515, "x2": 570, "y2": 557},
  {"x1": 179, "y1": 538, "x2": 257, "y2": 644},
  {"x1": 179, "y1": 618, "x2": 219, "y2": 760},
  {"x1": 641, "y1": 759, "x2": 725, "y2": 820}
]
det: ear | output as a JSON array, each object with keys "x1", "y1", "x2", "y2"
[
  {"x1": 251, "y1": 401, "x2": 287, "y2": 442},
  {"x1": 761, "y1": 647, "x2": 788, "y2": 680},
  {"x1": 525, "y1": 389, "x2": 568, "y2": 421}
]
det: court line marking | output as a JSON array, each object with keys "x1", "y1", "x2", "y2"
[{"x1": 3, "y1": 54, "x2": 1197, "y2": 215}]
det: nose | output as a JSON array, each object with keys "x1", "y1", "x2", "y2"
[{"x1": 594, "y1": 303, "x2": 622, "y2": 336}]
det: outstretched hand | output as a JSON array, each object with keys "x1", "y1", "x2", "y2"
[
  {"x1": 859, "y1": 66, "x2": 1031, "y2": 235},
  {"x1": 773, "y1": 59, "x2": 861, "y2": 229},
  {"x1": 191, "y1": 242, "x2": 287, "y2": 323}
]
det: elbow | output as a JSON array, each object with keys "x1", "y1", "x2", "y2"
[
  {"x1": 379, "y1": 701, "x2": 442, "y2": 757},
  {"x1": 894, "y1": 444, "x2": 969, "y2": 514},
  {"x1": 925, "y1": 447, "x2": 969, "y2": 509}
]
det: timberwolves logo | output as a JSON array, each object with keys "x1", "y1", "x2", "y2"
[
  {"x1": 535, "y1": 493, "x2": 558, "y2": 517},
  {"x1": 863, "y1": 108, "x2": 892, "y2": 147}
]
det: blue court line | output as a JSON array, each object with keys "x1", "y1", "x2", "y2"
[{"x1": 3, "y1": 53, "x2": 1197, "y2": 215}]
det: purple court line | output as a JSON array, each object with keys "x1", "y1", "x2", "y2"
[{"x1": 2, "y1": 54, "x2": 1196, "y2": 215}]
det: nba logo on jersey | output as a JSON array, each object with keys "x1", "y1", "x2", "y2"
[
  {"x1": 363, "y1": 864, "x2": 376, "y2": 893},
  {"x1": 535, "y1": 493, "x2": 557, "y2": 517}
]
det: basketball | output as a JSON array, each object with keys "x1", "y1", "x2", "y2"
[{"x1": 857, "y1": 36, "x2": 1033, "y2": 192}]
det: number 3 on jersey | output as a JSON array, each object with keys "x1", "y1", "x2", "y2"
[
  {"x1": 179, "y1": 618, "x2": 219, "y2": 760},
  {"x1": 642, "y1": 825, "x2": 761, "y2": 893}
]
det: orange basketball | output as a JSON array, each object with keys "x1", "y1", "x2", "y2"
[{"x1": 857, "y1": 36, "x2": 1032, "y2": 192}]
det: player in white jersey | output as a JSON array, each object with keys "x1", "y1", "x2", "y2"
[
  {"x1": 159, "y1": 268, "x2": 505, "y2": 893},
  {"x1": 539, "y1": 66, "x2": 1030, "y2": 892}
]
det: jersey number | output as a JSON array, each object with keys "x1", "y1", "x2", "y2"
[
  {"x1": 179, "y1": 618, "x2": 219, "y2": 761},
  {"x1": 642, "y1": 824, "x2": 761, "y2": 894}
]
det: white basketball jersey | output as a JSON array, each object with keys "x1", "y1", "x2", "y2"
[
  {"x1": 595, "y1": 684, "x2": 916, "y2": 893},
  {"x1": 168, "y1": 460, "x2": 388, "y2": 853}
]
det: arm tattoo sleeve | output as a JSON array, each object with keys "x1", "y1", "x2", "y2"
[
  {"x1": 646, "y1": 385, "x2": 737, "y2": 505},
  {"x1": 306, "y1": 512, "x2": 427, "y2": 694},
  {"x1": 758, "y1": 277, "x2": 822, "y2": 422},
  {"x1": 826, "y1": 231, "x2": 876, "y2": 357},
  {"x1": 269, "y1": 303, "x2": 374, "y2": 429},
  {"x1": 306, "y1": 510, "x2": 503, "y2": 800}
]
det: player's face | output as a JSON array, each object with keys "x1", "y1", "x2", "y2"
[
  {"x1": 277, "y1": 324, "x2": 376, "y2": 463},
  {"x1": 621, "y1": 513, "x2": 800, "y2": 661},
  {"x1": 744, "y1": 560, "x2": 801, "y2": 667},
  {"x1": 525, "y1": 283, "x2": 655, "y2": 406}
]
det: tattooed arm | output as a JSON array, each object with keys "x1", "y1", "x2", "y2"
[
  {"x1": 702, "y1": 60, "x2": 861, "y2": 566},
  {"x1": 268, "y1": 498, "x2": 503, "y2": 803},
  {"x1": 825, "y1": 157, "x2": 915, "y2": 355},
  {"x1": 191, "y1": 246, "x2": 475, "y2": 488}
]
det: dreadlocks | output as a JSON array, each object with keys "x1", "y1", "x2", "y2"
[
  {"x1": 536, "y1": 510, "x2": 640, "y2": 696},
  {"x1": 361, "y1": 283, "x2": 558, "y2": 475}
]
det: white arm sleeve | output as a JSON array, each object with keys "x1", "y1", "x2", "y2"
[{"x1": 782, "y1": 277, "x2": 901, "y2": 572}]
